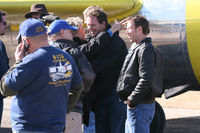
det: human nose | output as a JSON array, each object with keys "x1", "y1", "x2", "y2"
[
  {"x1": 87, "y1": 25, "x2": 92, "y2": 30},
  {"x1": 126, "y1": 29, "x2": 129, "y2": 34}
]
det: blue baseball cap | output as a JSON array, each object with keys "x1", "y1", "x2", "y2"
[
  {"x1": 48, "y1": 19, "x2": 78, "y2": 36},
  {"x1": 17, "y1": 18, "x2": 46, "y2": 38}
]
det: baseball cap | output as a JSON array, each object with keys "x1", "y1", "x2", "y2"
[
  {"x1": 17, "y1": 18, "x2": 46, "y2": 39},
  {"x1": 48, "y1": 19, "x2": 78, "y2": 36}
]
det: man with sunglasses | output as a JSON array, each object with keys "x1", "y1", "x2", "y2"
[
  {"x1": 0, "y1": 10, "x2": 9, "y2": 125},
  {"x1": 24, "y1": 4, "x2": 59, "y2": 25},
  {"x1": 24, "y1": 4, "x2": 49, "y2": 19},
  {"x1": 48, "y1": 19, "x2": 96, "y2": 133}
]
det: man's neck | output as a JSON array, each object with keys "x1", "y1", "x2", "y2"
[{"x1": 136, "y1": 35, "x2": 147, "y2": 44}]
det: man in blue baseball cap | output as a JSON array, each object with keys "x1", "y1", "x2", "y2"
[
  {"x1": 48, "y1": 19, "x2": 96, "y2": 133},
  {"x1": 0, "y1": 18, "x2": 83, "y2": 133},
  {"x1": 48, "y1": 19, "x2": 78, "y2": 36}
]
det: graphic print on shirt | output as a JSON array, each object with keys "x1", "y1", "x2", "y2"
[{"x1": 49, "y1": 54, "x2": 73, "y2": 87}]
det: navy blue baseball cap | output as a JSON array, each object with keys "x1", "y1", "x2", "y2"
[
  {"x1": 17, "y1": 18, "x2": 46, "y2": 38},
  {"x1": 48, "y1": 19, "x2": 78, "y2": 36}
]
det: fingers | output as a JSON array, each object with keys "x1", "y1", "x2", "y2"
[
  {"x1": 120, "y1": 16, "x2": 130, "y2": 24},
  {"x1": 16, "y1": 43, "x2": 22, "y2": 51},
  {"x1": 110, "y1": 17, "x2": 130, "y2": 33},
  {"x1": 120, "y1": 19, "x2": 126, "y2": 25},
  {"x1": 15, "y1": 43, "x2": 25, "y2": 62},
  {"x1": 120, "y1": 17, "x2": 131, "y2": 29},
  {"x1": 120, "y1": 21, "x2": 127, "y2": 30},
  {"x1": 15, "y1": 43, "x2": 23, "y2": 55},
  {"x1": 110, "y1": 20, "x2": 122, "y2": 33}
]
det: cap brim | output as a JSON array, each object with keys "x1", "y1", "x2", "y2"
[
  {"x1": 70, "y1": 26, "x2": 78, "y2": 30},
  {"x1": 16, "y1": 34, "x2": 21, "y2": 40}
]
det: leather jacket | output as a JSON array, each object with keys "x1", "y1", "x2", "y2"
[
  {"x1": 53, "y1": 39, "x2": 96, "y2": 92},
  {"x1": 117, "y1": 37, "x2": 155, "y2": 107}
]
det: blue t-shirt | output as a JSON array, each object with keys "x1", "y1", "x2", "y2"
[{"x1": 4, "y1": 46, "x2": 82, "y2": 132}]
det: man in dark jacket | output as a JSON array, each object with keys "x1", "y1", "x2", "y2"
[
  {"x1": 48, "y1": 19, "x2": 95, "y2": 94},
  {"x1": 117, "y1": 15, "x2": 156, "y2": 133},
  {"x1": 48, "y1": 19, "x2": 96, "y2": 133},
  {"x1": 0, "y1": 10, "x2": 9, "y2": 125},
  {"x1": 82, "y1": 6, "x2": 128, "y2": 133}
]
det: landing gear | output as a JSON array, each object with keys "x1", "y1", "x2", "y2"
[{"x1": 150, "y1": 101, "x2": 166, "y2": 133}]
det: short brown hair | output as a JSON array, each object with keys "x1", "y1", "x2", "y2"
[
  {"x1": 83, "y1": 5, "x2": 108, "y2": 24},
  {"x1": 128, "y1": 15, "x2": 150, "y2": 35}
]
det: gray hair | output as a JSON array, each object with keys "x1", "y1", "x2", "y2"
[
  {"x1": 65, "y1": 17, "x2": 83, "y2": 27},
  {"x1": 48, "y1": 31, "x2": 60, "y2": 41}
]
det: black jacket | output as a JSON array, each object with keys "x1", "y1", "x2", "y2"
[
  {"x1": 79, "y1": 31, "x2": 114, "y2": 61},
  {"x1": 81, "y1": 25, "x2": 128, "y2": 97},
  {"x1": 0, "y1": 41, "x2": 9, "y2": 99},
  {"x1": 53, "y1": 39, "x2": 96, "y2": 92},
  {"x1": 117, "y1": 38, "x2": 156, "y2": 107}
]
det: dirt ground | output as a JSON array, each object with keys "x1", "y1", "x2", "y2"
[
  {"x1": 0, "y1": 91, "x2": 200, "y2": 133},
  {"x1": 157, "y1": 91, "x2": 200, "y2": 133}
]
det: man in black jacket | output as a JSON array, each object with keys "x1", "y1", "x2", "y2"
[
  {"x1": 83, "y1": 6, "x2": 128, "y2": 133},
  {"x1": 48, "y1": 19, "x2": 95, "y2": 133},
  {"x1": 117, "y1": 15, "x2": 156, "y2": 133},
  {"x1": 0, "y1": 10, "x2": 9, "y2": 125}
]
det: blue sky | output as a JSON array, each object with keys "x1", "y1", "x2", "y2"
[{"x1": 140, "y1": 0, "x2": 186, "y2": 21}]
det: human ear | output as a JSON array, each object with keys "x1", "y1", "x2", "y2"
[{"x1": 60, "y1": 29, "x2": 64, "y2": 36}]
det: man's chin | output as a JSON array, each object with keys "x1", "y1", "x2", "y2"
[{"x1": 90, "y1": 33, "x2": 96, "y2": 37}]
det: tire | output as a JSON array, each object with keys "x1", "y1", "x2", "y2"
[{"x1": 150, "y1": 101, "x2": 166, "y2": 133}]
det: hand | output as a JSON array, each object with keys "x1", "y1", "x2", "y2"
[
  {"x1": 15, "y1": 43, "x2": 26, "y2": 62},
  {"x1": 124, "y1": 99, "x2": 135, "y2": 109},
  {"x1": 120, "y1": 17, "x2": 131, "y2": 29},
  {"x1": 110, "y1": 20, "x2": 122, "y2": 33},
  {"x1": 127, "y1": 104, "x2": 135, "y2": 109}
]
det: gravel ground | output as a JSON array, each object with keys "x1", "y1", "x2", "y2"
[{"x1": 0, "y1": 91, "x2": 200, "y2": 133}]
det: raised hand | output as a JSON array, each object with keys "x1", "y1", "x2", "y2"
[{"x1": 110, "y1": 20, "x2": 122, "y2": 33}]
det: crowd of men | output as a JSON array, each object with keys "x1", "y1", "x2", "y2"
[{"x1": 0, "y1": 3, "x2": 162, "y2": 133}]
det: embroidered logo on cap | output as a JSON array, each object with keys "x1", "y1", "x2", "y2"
[{"x1": 35, "y1": 26, "x2": 45, "y2": 33}]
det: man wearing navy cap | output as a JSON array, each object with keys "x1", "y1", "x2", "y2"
[{"x1": 0, "y1": 18, "x2": 83, "y2": 133}]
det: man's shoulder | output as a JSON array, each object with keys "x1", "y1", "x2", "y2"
[
  {"x1": 112, "y1": 34, "x2": 127, "y2": 49},
  {"x1": 113, "y1": 33, "x2": 125, "y2": 42},
  {"x1": 139, "y1": 37, "x2": 153, "y2": 48},
  {"x1": 0, "y1": 40, "x2": 4, "y2": 47},
  {"x1": 0, "y1": 40, "x2": 3, "y2": 44},
  {"x1": 36, "y1": 46, "x2": 72, "y2": 59},
  {"x1": 0, "y1": 40, "x2": 5, "y2": 53}
]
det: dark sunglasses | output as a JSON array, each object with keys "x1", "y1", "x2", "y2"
[{"x1": 2, "y1": 21, "x2": 7, "y2": 26}]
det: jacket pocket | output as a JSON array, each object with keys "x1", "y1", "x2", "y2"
[{"x1": 117, "y1": 76, "x2": 137, "y2": 101}]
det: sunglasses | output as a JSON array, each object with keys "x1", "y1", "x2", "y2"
[{"x1": 2, "y1": 21, "x2": 7, "y2": 26}]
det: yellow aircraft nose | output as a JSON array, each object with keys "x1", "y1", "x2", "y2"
[{"x1": 186, "y1": 0, "x2": 200, "y2": 84}]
